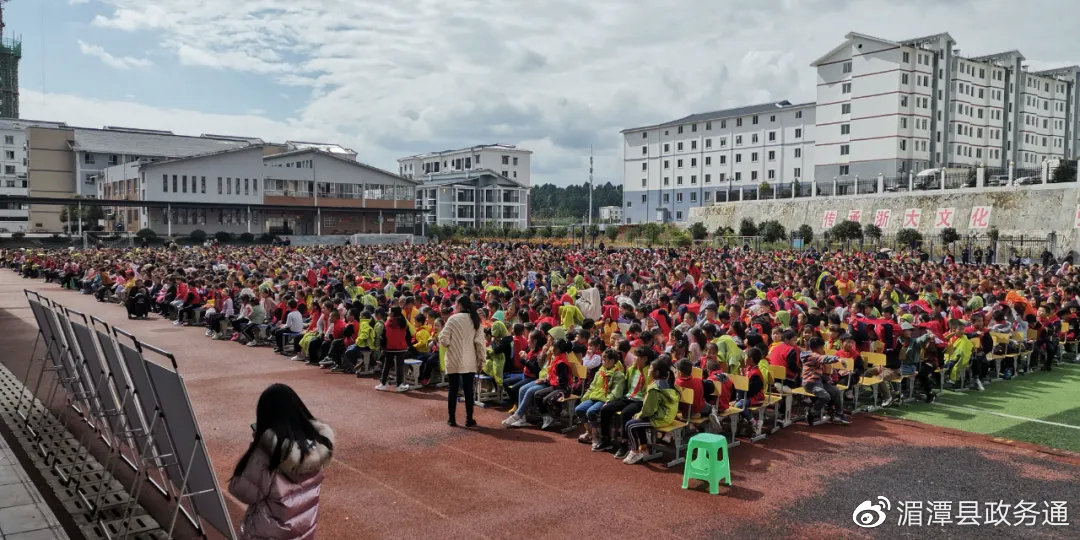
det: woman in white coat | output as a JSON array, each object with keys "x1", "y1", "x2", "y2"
[{"x1": 441, "y1": 295, "x2": 487, "y2": 427}]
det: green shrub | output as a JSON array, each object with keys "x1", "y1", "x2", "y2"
[
  {"x1": 189, "y1": 229, "x2": 207, "y2": 242},
  {"x1": 738, "y1": 218, "x2": 757, "y2": 237},
  {"x1": 688, "y1": 222, "x2": 708, "y2": 240},
  {"x1": 605, "y1": 226, "x2": 619, "y2": 241},
  {"x1": 214, "y1": 231, "x2": 234, "y2": 243},
  {"x1": 135, "y1": 228, "x2": 157, "y2": 240},
  {"x1": 897, "y1": 228, "x2": 923, "y2": 247},
  {"x1": 239, "y1": 232, "x2": 255, "y2": 242},
  {"x1": 831, "y1": 220, "x2": 863, "y2": 240},
  {"x1": 796, "y1": 224, "x2": 813, "y2": 243}
]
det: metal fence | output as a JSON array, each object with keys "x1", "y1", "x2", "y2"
[{"x1": 883, "y1": 175, "x2": 909, "y2": 192}]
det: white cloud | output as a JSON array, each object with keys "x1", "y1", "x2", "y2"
[
  {"x1": 77, "y1": 40, "x2": 153, "y2": 70},
  {"x1": 61, "y1": 0, "x2": 1080, "y2": 185},
  {"x1": 69, "y1": 0, "x2": 91, "y2": 5}
]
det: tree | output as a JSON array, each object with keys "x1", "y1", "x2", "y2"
[
  {"x1": 831, "y1": 219, "x2": 863, "y2": 240},
  {"x1": 189, "y1": 229, "x2": 207, "y2": 242},
  {"x1": 738, "y1": 218, "x2": 757, "y2": 237},
  {"x1": 215, "y1": 231, "x2": 235, "y2": 243},
  {"x1": 426, "y1": 224, "x2": 443, "y2": 241},
  {"x1": 588, "y1": 224, "x2": 600, "y2": 240},
  {"x1": 640, "y1": 223, "x2": 663, "y2": 246},
  {"x1": 940, "y1": 227, "x2": 959, "y2": 245},
  {"x1": 239, "y1": 232, "x2": 255, "y2": 243},
  {"x1": 688, "y1": 222, "x2": 708, "y2": 240},
  {"x1": 796, "y1": 224, "x2": 813, "y2": 243},
  {"x1": 714, "y1": 225, "x2": 734, "y2": 238},
  {"x1": 135, "y1": 228, "x2": 157, "y2": 241},
  {"x1": 530, "y1": 182, "x2": 623, "y2": 220},
  {"x1": 521, "y1": 227, "x2": 535, "y2": 239},
  {"x1": 986, "y1": 226, "x2": 1000, "y2": 244},
  {"x1": 625, "y1": 225, "x2": 640, "y2": 242},
  {"x1": 863, "y1": 223, "x2": 882, "y2": 241},
  {"x1": 897, "y1": 228, "x2": 923, "y2": 248},
  {"x1": 1051, "y1": 160, "x2": 1077, "y2": 183},
  {"x1": 540, "y1": 226, "x2": 553, "y2": 238},
  {"x1": 759, "y1": 220, "x2": 786, "y2": 243},
  {"x1": 605, "y1": 226, "x2": 618, "y2": 241},
  {"x1": 758, "y1": 181, "x2": 772, "y2": 197}
]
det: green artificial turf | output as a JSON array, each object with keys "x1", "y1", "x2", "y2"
[{"x1": 876, "y1": 363, "x2": 1080, "y2": 453}]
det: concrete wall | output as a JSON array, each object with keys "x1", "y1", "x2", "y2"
[
  {"x1": 689, "y1": 183, "x2": 1080, "y2": 252},
  {"x1": 27, "y1": 127, "x2": 76, "y2": 232}
]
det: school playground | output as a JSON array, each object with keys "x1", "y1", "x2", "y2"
[{"x1": 0, "y1": 271, "x2": 1076, "y2": 539}]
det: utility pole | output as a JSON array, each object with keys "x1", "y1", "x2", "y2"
[{"x1": 588, "y1": 146, "x2": 594, "y2": 228}]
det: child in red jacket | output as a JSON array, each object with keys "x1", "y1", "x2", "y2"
[{"x1": 674, "y1": 359, "x2": 709, "y2": 417}]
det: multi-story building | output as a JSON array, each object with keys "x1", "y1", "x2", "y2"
[
  {"x1": 398, "y1": 144, "x2": 532, "y2": 186},
  {"x1": 399, "y1": 144, "x2": 531, "y2": 229},
  {"x1": 598, "y1": 205, "x2": 622, "y2": 223},
  {"x1": 96, "y1": 144, "x2": 420, "y2": 236},
  {"x1": 620, "y1": 100, "x2": 816, "y2": 224},
  {"x1": 0, "y1": 119, "x2": 66, "y2": 231},
  {"x1": 25, "y1": 125, "x2": 259, "y2": 231},
  {"x1": 811, "y1": 32, "x2": 1080, "y2": 180}
]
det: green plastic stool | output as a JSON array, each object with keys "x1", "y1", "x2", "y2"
[{"x1": 681, "y1": 433, "x2": 731, "y2": 494}]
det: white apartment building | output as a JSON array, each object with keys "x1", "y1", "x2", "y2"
[
  {"x1": 398, "y1": 144, "x2": 532, "y2": 186},
  {"x1": 620, "y1": 100, "x2": 816, "y2": 224},
  {"x1": 598, "y1": 205, "x2": 622, "y2": 223},
  {"x1": 812, "y1": 32, "x2": 1079, "y2": 180},
  {"x1": 0, "y1": 119, "x2": 66, "y2": 232}
]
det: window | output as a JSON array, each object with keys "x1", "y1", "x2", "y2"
[
  {"x1": 736, "y1": 118, "x2": 743, "y2": 127},
  {"x1": 734, "y1": 172, "x2": 741, "y2": 181},
  {"x1": 691, "y1": 140, "x2": 697, "y2": 150},
  {"x1": 720, "y1": 120, "x2": 726, "y2": 128},
  {"x1": 705, "y1": 156, "x2": 711, "y2": 165},
  {"x1": 502, "y1": 155, "x2": 509, "y2": 165},
  {"x1": 768, "y1": 170, "x2": 775, "y2": 179},
  {"x1": 900, "y1": 140, "x2": 907, "y2": 151},
  {"x1": 676, "y1": 159, "x2": 683, "y2": 168},
  {"x1": 751, "y1": 171, "x2": 758, "y2": 181},
  {"x1": 642, "y1": 146, "x2": 647, "y2": 155},
  {"x1": 642, "y1": 132, "x2": 647, "y2": 139},
  {"x1": 706, "y1": 121, "x2": 712, "y2": 130},
  {"x1": 752, "y1": 134, "x2": 759, "y2": 144},
  {"x1": 172, "y1": 175, "x2": 177, "y2": 192},
  {"x1": 752, "y1": 116, "x2": 759, "y2": 125},
  {"x1": 841, "y1": 82, "x2": 851, "y2": 94},
  {"x1": 705, "y1": 174, "x2": 711, "y2": 183},
  {"x1": 719, "y1": 137, "x2": 727, "y2": 147},
  {"x1": 663, "y1": 160, "x2": 669, "y2": 169},
  {"x1": 513, "y1": 157, "x2": 518, "y2": 165},
  {"x1": 842, "y1": 61, "x2": 852, "y2": 73},
  {"x1": 641, "y1": 179, "x2": 646, "y2": 187},
  {"x1": 768, "y1": 131, "x2": 776, "y2": 142},
  {"x1": 227, "y1": 177, "x2": 232, "y2": 194},
  {"x1": 705, "y1": 191, "x2": 711, "y2": 201},
  {"x1": 705, "y1": 139, "x2": 712, "y2": 149},
  {"x1": 794, "y1": 167, "x2": 801, "y2": 178},
  {"x1": 677, "y1": 142, "x2": 684, "y2": 151},
  {"x1": 735, "y1": 153, "x2": 742, "y2": 163},
  {"x1": 795, "y1": 111, "x2": 802, "y2": 119},
  {"x1": 690, "y1": 158, "x2": 697, "y2": 166},
  {"x1": 767, "y1": 150, "x2": 775, "y2": 161},
  {"x1": 719, "y1": 155, "x2": 726, "y2": 164},
  {"x1": 201, "y1": 176, "x2": 206, "y2": 194},
  {"x1": 3, "y1": 150, "x2": 13, "y2": 159},
  {"x1": 900, "y1": 96, "x2": 908, "y2": 107},
  {"x1": 690, "y1": 192, "x2": 697, "y2": 202},
  {"x1": 163, "y1": 174, "x2": 168, "y2": 192},
  {"x1": 839, "y1": 165, "x2": 850, "y2": 175},
  {"x1": 83, "y1": 153, "x2": 95, "y2": 164},
  {"x1": 217, "y1": 177, "x2": 223, "y2": 194},
  {"x1": 751, "y1": 152, "x2": 759, "y2": 163},
  {"x1": 840, "y1": 124, "x2": 850, "y2": 135},
  {"x1": 663, "y1": 143, "x2": 670, "y2": 152},
  {"x1": 903, "y1": 51, "x2": 910, "y2": 63},
  {"x1": 244, "y1": 178, "x2": 250, "y2": 196},
  {"x1": 676, "y1": 193, "x2": 683, "y2": 202},
  {"x1": 641, "y1": 194, "x2": 646, "y2": 203},
  {"x1": 677, "y1": 176, "x2": 683, "y2": 185},
  {"x1": 794, "y1": 148, "x2": 801, "y2": 158},
  {"x1": 678, "y1": 126, "x2": 684, "y2": 134},
  {"x1": 901, "y1": 117, "x2": 908, "y2": 129},
  {"x1": 794, "y1": 128, "x2": 802, "y2": 138},
  {"x1": 642, "y1": 163, "x2": 648, "y2": 171},
  {"x1": 663, "y1": 194, "x2": 670, "y2": 203},
  {"x1": 840, "y1": 144, "x2": 850, "y2": 155},
  {"x1": 663, "y1": 177, "x2": 670, "y2": 186},
  {"x1": 3, "y1": 135, "x2": 12, "y2": 145},
  {"x1": 902, "y1": 73, "x2": 909, "y2": 84},
  {"x1": 691, "y1": 124, "x2": 697, "y2": 132},
  {"x1": 770, "y1": 115, "x2": 776, "y2": 122},
  {"x1": 676, "y1": 211, "x2": 683, "y2": 220}
]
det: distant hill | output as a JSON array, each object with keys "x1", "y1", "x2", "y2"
[{"x1": 530, "y1": 182, "x2": 622, "y2": 220}]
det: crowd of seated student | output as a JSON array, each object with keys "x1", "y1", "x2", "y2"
[{"x1": 6, "y1": 240, "x2": 1079, "y2": 461}]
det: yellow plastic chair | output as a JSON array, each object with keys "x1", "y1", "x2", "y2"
[{"x1": 646, "y1": 387, "x2": 692, "y2": 467}]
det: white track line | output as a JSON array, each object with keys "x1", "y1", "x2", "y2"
[{"x1": 930, "y1": 401, "x2": 1080, "y2": 430}]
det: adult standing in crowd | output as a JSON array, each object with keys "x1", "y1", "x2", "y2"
[{"x1": 441, "y1": 295, "x2": 487, "y2": 427}]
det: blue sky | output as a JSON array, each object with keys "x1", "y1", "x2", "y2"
[{"x1": 8, "y1": 0, "x2": 1080, "y2": 185}]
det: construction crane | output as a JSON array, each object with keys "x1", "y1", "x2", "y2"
[{"x1": 0, "y1": 0, "x2": 19, "y2": 118}]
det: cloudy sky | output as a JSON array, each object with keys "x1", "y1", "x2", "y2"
[{"x1": 9, "y1": 0, "x2": 1080, "y2": 185}]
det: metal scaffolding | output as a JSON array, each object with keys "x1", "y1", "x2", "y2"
[{"x1": 0, "y1": 0, "x2": 20, "y2": 119}]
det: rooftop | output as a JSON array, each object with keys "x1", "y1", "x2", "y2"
[
  {"x1": 417, "y1": 168, "x2": 528, "y2": 188},
  {"x1": 265, "y1": 148, "x2": 419, "y2": 184},
  {"x1": 285, "y1": 140, "x2": 357, "y2": 155},
  {"x1": 621, "y1": 100, "x2": 815, "y2": 133},
  {"x1": 398, "y1": 144, "x2": 531, "y2": 161},
  {"x1": 70, "y1": 127, "x2": 254, "y2": 158}
]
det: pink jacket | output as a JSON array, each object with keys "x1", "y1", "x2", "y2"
[{"x1": 228, "y1": 421, "x2": 334, "y2": 540}]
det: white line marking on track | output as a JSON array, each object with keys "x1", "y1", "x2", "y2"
[{"x1": 931, "y1": 401, "x2": 1080, "y2": 430}]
